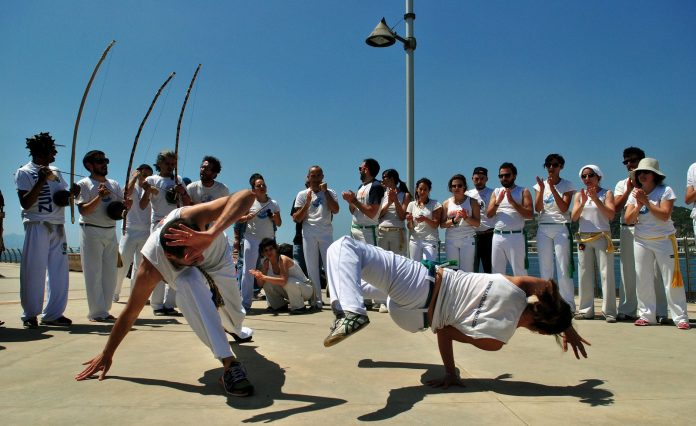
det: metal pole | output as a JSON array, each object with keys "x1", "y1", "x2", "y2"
[{"x1": 404, "y1": 0, "x2": 415, "y2": 193}]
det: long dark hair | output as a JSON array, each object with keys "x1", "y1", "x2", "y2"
[
  {"x1": 528, "y1": 279, "x2": 573, "y2": 336},
  {"x1": 382, "y1": 168, "x2": 411, "y2": 196}
]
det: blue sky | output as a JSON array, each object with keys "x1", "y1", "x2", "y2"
[{"x1": 1, "y1": 0, "x2": 695, "y2": 247}]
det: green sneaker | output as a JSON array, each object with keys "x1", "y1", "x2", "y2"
[{"x1": 323, "y1": 312, "x2": 370, "y2": 347}]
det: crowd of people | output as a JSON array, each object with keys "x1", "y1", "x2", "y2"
[{"x1": 5, "y1": 131, "x2": 695, "y2": 396}]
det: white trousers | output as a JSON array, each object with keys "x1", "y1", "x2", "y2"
[
  {"x1": 327, "y1": 236, "x2": 427, "y2": 316},
  {"x1": 619, "y1": 226, "x2": 667, "y2": 316},
  {"x1": 20, "y1": 222, "x2": 69, "y2": 321},
  {"x1": 240, "y1": 235, "x2": 262, "y2": 310},
  {"x1": 634, "y1": 237, "x2": 689, "y2": 325},
  {"x1": 80, "y1": 225, "x2": 118, "y2": 320},
  {"x1": 150, "y1": 222, "x2": 176, "y2": 310},
  {"x1": 444, "y1": 236, "x2": 476, "y2": 272},
  {"x1": 409, "y1": 238, "x2": 437, "y2": 262},
  {"x1": 377, "y1": 227, "x2": 406, "y2": 256},
  {"x1": 350, "y1": 226, "x2": 378, "y2": 246},
  {"x1": 114, "y1": 227, "x2": 150, "y2": 301},
  {"x1": 577, "y1": 237, "x2": 616, "y2": 317},
  {"x1": 536, "y1": 224, "x2": 575, "y2": 310},
  {"x1": 174, "y1": 260, "x2": 247, "y2": 359},
  {"x1": 491, "y1": 233, "x2": 528, "y2": 276},
  {"x1": 302, "y1": 228, "x2": 332, "y2": 304},
  {"x1": 263, "y1": 280, "x2": 314, "y2": 310}
]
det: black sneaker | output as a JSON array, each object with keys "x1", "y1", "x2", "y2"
[
  {"x1": 153, "y1": 308, "x2": 167, "y2": 316},
  {"x1": 164, "y1": 307, "x2": 183, "y2": 317},
  {"x1": 23, "y1": 317, "x2": 39, "y2": 329},
  {"x1": 222, "y1": 361, "x2": 254, "y2": 397},
  {"x1": 40, "y1": 316, "x2": 73, "y2": 326}
]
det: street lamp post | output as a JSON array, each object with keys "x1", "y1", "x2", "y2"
[{"x1": 366, "y1": 0, "x2": 416, "y2": 193}]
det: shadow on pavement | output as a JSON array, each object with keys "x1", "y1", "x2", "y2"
[
  {"x1": 356, "y1": 359, "x2": 614, "y2": 421},
  {"x1": 0, "y1": 326, "x2": 54, "y2": 347},
  {"x1": 62, "y1": 318, "x2": 183, "y2": 336}
]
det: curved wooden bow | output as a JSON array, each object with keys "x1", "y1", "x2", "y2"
[
  {"x1": 122, "y1": 72, "x2": 176, "y2": 235},
  {"x1": 70, "y1": 40, "x2": 117, "y2": 224},
  {"x1": 174, "y1": 64, "x2": 202, "y2": 206}
]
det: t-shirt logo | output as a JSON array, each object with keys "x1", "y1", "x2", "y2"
[
  {"x1": 543, "y1": 194, "x2": 554, "y2": 205},
  {"x1": 639, "y1": 205, "x2": 649, "y2": 215},
  {"x1": 30, "y1": 170, "x2": 54, "y2": 213},
  {"x1": 311, "y1": 193, "x2": 323, "y2": 208}
]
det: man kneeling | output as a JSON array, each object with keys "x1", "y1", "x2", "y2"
[
  {"x1": 324, "y1": 236, "x2": 590, "y2": 388},
  {"x1": 76, "y1": 190, "x2": 256, "y2": 396}
]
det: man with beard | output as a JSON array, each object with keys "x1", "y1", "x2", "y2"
[
  {"x1": 466, "y1": 167, "x2": 494, "y2": 273},
  {"x1": 141, "y1": 150, "x2": 190, "y2": 316},
  {"x1": 486, "y1": 162, "x2": 533, "y2": 276},
  {"x1": 76, "y1": 150, "x2": 126, "y2": 321},
  {"x1": 342, "y1": 158, "x2": 384, "y2": 246},
  {"x1": 15, "y1": 132, "x2": 79, "y2": 328},
  {"x1": 186, "y1": 156, "x2": 230, "y2": 206}
]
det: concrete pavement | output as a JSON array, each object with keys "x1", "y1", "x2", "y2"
[{"x1": 1, "y1": 262, "x2": 695, "y2": 425}]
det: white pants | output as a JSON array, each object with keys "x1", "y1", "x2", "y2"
[
  {"x1": 174, "y1": 261, "x2": 247, "y2": 359},
  {"x1": 634, "y1": 237, "x2": 689, "y2": 325},
  {"x1": 80, "y1": 225, "x2": 118, "y2": 320},
  {"x1": 327, "y1": 236, "x2": 428, "y2": 316},
  {"x1": 263, "y1": 280, "x2": 314, "y2": 310},
  {"x1": 619, "y1": 226, "x2": 667, "y2": 317},
  {"x1": 409, "y1": 238, "x2": 437, "y2": 262},
  {"x1": 491, "y1": 232, "x2": 528, "y2": 276},
  {"x1": 20, "y1": 222, "x2": 69, "y2": 321},
  {"x1": 377, "y1": 226, "x2": 406, "y2": 256},
  {"x1": 240, "y1": 235, "x2": 262, "y2": 310},
  {"x1": 302, "y1": 228, "x2": 332, "y2": 304},
  {"x1": 577, "y1": 237, "x2": 616, "y2": 317},
  {"x1": 351, "y1": 225, "x2": 378, "y2": 246},
  {"x1": 150, "y1": 222, "x2": 176, "y2": 310},
  {"x1": 536, "y1": 224, "x2": 575, "y2": 310},
  {"x1": 114, "y1": 227, "x2": 149, "y2": 301},
  {"x1": 444, "y1": 236, "x2": 476, "y2": 272}
]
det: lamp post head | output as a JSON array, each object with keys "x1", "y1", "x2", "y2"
[{"x1": 366, "y1": 18, "x2": 396, "y2": 47}]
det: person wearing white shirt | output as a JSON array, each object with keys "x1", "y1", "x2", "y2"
[
  {"x1": 624, "y1": 158, "x2": 689, "y2": 330},
  {"x1": 186, "y1": 156, "x2": 230, "y2": 205},
  {"x1": 532, "y1": 154, "x2": 576, "y2": 311},
  {"x1": 440, "y1": 174, "x2": 480, "y2": 272},
  {"x1": 76, "y1": 150, "x2": 126, "y2": 321},
  {"x1": 292, "y1": 166, "x2": 339, "y2": 309},
  {"x1": 343, "y1": 158, "x2": 385, "y2": 246},
  {"x1": 378, "y1": 169, "x2": 411, "y2": 257},
  {"x1": 406, "y1": 178, "x2": 442, "y2": 261},
  {"x1": 467, "y1": 167, "x2": 494, "y2": 273},
  {"x1": 486, "y1": 162, "x2": 534, "y2": 277},
  {"x1": 685, "y1": 161, "x2": 696, "y2": 237},
  {"x1": 571, "y1": 165, "x2": 617, "y2": 322}
]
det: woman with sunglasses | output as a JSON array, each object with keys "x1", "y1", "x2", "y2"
[
  {"x1": 249, "y1": 238, "x2": 314, "y2": 314},
  {"x1": 440, "y1": 174, "x2": 480, "y2": 271},
  {"x1": 624, "y1": 158, "x2": 690, "y2": 329},
  {"x1": 532, "y1": 154, "x2": 576, "y2": 311},
  {"x1": 378, "y1": 169, "x2": 411, "y2": 256},
  {"x1": 406, "y1": 178, "x2": 442, "y2": 261},
  {"x1": 571, "y1": 165, "x2": 617, "y2": 322}
]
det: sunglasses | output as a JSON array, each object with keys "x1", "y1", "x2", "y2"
[
  {"x1": 581, "y1": 173, "x2": 596, "y2": 179},
  {"x1": 498, "y1": 173, "x2": 512, "y2": 178},
  {"x1": 92, "y1": 158, "x2": 110, "y2": 165},
  {"x1": 545, "y1": 163, "x2": 561, "y2": 168},
  {"x1": 254, "y1": 183, "x2": 267, "y2": 189},
  {"x1": 622, "y1": 158, "x2": 640, "y2": 165}
]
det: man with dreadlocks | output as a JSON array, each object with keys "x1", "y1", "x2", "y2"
[
  {"x1": 76, "y1": 190, "x2": 256, "y2": 397},
  {"x1": 14, "y1": 132, "x2": 79, "y2": 329}
]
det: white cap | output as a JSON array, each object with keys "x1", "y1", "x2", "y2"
[{"x1": 578, "y1": 164, "x2": 603, "y2": 179}]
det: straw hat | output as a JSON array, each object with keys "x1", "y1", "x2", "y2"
[{"x1": 630, "y1": 157, "x2": 665, "y2": 181}]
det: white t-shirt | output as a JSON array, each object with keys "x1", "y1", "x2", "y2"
[
  {"x1": 577, "y1": 188, "x2": 611, "y2": 233},
  {"x1": 491, "y1": 186, "x2": 527, "y2": 231},
  {"x1": 379, "y1": 191, "x2": 406, "y2": 228},
  {"x1": 76, "y1": 177, "x2": 124, "y2": 227},
  {"x1": 466, "y1": 187, "x2": 494, "y2": 231},
  {"x1": 14, "y1": 162, "x2": 68, "y2": 224},
  {"x1": 294, "y1": 188, "x2": 337, "y2": 232},
  {"x1": 145, "y1": 174, "x2": 182, "y2": 223},
  {"x1": 431, "y1": 270, "x2": 527, "y2": 344},
  {"x1": 614, "y1": 178, "x2": 632, "y2": 221},
  {"x1": 627, "y1": 185, "x2": 676, "y2": 238},
  {"x1": 352, "y1": 180, "x2": 384, "y2": 226},
  {"x1": 186, "y1": 180, "x2": 230, "y2": 204},
  {"x1": 444, "y1": 196, "x2": 477, "y2": 239},
  {"x1": 141, "y1": 208, "x2": 230, "y2": 289},
  {"x1": 687, "y1": 163, "x2": 696, "y2": 217},
  {"x1": 407, "y1": 199, "x2": 441, "y2": 242},
  {"x1": 246, "y1": 198, "x2": 280, "y2": 240},
  {"x1": 533, "y1": 178, "x2": 575, "y2": 223},
  {"x1": 126, "y1": 182, "x2": 152, "y2": 231}
]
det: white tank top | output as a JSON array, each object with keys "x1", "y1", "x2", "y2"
[
  {"x1": 379, "y1": 191, "x2": 406, "y2": 228},
  {"x1": 445, "y1": 196, "x2": 476, "y2": 239},
  {"x1": 578, "y1": 188, "x2": 611, "y2": 233},
  {"x1": 265, "y1": 257, "x2": 309, "y2": 283},
  {"x1": 492, "y1": 186, "x2": 526, "y2": 231}
]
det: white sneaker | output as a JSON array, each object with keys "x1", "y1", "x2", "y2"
[{"x1": 378, "y1": 303, "x2": 389, "y2": 313}]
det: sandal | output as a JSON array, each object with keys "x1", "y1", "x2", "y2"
[
  {"x1": 634, "y1": 318, "x2": 650, "y2": 326},
  {"x1": 677, "y1": 321, "x2": 690, "y2": 330}
]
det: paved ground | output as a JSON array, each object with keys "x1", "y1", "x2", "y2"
[{"x1": 1, "y1": 262, "x2": 695, "y2": 425}]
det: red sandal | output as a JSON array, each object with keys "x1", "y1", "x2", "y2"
[{"x1": 634, "y1": 318, "x2": 650, "y2": 326}]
